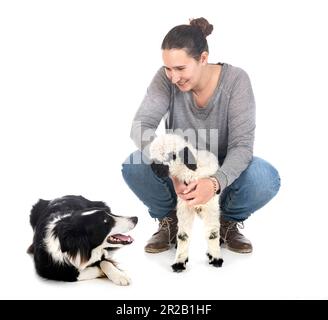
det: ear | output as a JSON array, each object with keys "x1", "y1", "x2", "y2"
[
  {"x1": 179, "y1": 147, "x2": 197, "y2": 171},
  {"x1": 151, "y1": 161, "x2": 170, "y2": 178},
  {"x1": 56, "y1": 223, "x2": 91, "y2": 263},
  {"x1": 58, "y1": 230, "x2": 73, "y2": 253},
  {"x1": 200, "y1": 51, "x2": 208, "y2": 65},
  {"x1": 55, "y1": 222, "x2": 74, "y2": 253}
]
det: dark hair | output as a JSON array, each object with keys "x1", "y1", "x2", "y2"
[{"x1": 161, "y1": 17, "x2": 213, "y2": 60}]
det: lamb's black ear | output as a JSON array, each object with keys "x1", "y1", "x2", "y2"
[
  {"x1": 30, "y1": 199, "x2": 50, "y2": 229},
  {"x1": 179, "y1": 147, "x2": 197, "y2": 171},
  {"x1": 150, "y1": 161, "x2": 170, "y2": 178}
]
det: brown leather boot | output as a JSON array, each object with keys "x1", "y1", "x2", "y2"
[
  {"x1": 144, "y1": 210, "x2": 178, "y2": 253},
  {"x1": 220, "y1": 216, "x2": 253, "y2": 253}
]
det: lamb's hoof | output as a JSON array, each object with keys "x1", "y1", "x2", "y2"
[
  {"x1": 207, "y1": 253, "x2": 223, "y2": 267},
  {"x1": 210, "y1": 258, "x2": 224, "y2": 267},
  {"x1": 171, "y1": 259, "x2": 188, "y2": 272}
]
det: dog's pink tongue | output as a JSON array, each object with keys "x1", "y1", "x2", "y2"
[{"x1": 113, "y1": 234, "x2": 134, "y2": 242}]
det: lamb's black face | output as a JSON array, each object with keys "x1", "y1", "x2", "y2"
[{"x1": 150, "y1": 146, "x2": 197, "y2": 178}]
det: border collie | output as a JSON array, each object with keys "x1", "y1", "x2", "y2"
[
  {"x1": 28, "y1": 195, "x2": 138, "y2": 285},
  {"x1": 150, "y1": 134, "x2": 223, "y2": 272}
]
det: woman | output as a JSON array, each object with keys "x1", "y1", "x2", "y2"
[{"x1": 122, "y1": 18, "x2": 280, "y2": 255}]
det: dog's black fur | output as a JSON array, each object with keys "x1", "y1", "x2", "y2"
[{"x1": 28, "y1": 195, "x2": 137, "y2": 283}]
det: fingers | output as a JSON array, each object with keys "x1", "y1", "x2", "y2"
[
  {"x1": 182, "y1": 181, "x2": 197, "y2": 194},
  {"x1": 178, "y1": 191, "x2": 196, "y2": 201},
  {"x1": 177, "y1": 181, "x2": 197, "y2": 201},
  {"x1": 178, "y1": 192, "x2": 204, "y2": 206},
  {"x1": 171, "y1": 176, "x2": 188, "y2": 194}
]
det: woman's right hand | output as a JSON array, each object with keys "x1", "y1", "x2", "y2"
[{"x1": 171, "y1": 176, "x2": 188, "y2": 196}]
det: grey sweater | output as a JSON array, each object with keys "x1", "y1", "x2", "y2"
[{"x1": 130, "y1": 63, "x2": 256, "y2": 192}]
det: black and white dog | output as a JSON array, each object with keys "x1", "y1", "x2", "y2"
[
  {"x1": 150, "y1": 134, "x2": 223, "y2": 272},
  {"x1": 28, "y1": 195, "x2": 138, "y2": 285}
]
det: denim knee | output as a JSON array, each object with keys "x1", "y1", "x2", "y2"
[
  {"x1": 220, "y1": 157, "x2": 281, "y2": 221},
  {"x1": 245, "y1": 157, "x2": 281, "y2": 203},
  {"x1": 121, "y1": 150, "x2": 177, "y2": 219},
  {"x1": 121, "y1": 150, "x2": 148, "y2": 187}
]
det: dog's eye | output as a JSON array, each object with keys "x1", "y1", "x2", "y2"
[{"x1": 104, "y1": 219, "x2": 109, "y2": 224}]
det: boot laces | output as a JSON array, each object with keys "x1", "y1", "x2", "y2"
[
  {"x1": 222, "y1": 221, "x2": 244, "y2": 241},
  {"x1": 159, "y1": 217, "x2": 173, "y2": 231},
  {"x1": 155, "y1": 217, "x2": 175, "y2": 244}
]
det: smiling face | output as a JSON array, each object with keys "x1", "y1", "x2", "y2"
[{"x1": 162, "y1": 49, "x2": 208, "y2": 92}]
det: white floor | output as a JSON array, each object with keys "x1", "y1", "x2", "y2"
[{"x1": 1, "y1": 174, "x2": 328, "y2": 300}]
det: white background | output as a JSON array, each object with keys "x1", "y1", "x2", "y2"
[{"x1": 1, "y1": 0, "x2": 328, "y2": 300}]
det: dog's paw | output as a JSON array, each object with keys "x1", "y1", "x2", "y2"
[
  {"x1": 207, "y1": 253, "x2": 223, "y2": 267},
  {"x1": 171, "y1": 258, "x2": 188, "y2": 273},
  {"x1": 111, "y1": 271, "x2": 131, "y2": 286}
]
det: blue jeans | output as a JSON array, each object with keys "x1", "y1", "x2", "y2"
[{"x1": 122, "y1": 150, "x2": 280, "y2": 222}]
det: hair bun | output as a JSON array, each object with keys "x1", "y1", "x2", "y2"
[{"x1": 189, "y1": 17, "x2": 213, "y2": 37}]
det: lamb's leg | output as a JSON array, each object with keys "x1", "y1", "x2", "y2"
[
  {"x1": 201, "y1": 208, "x2": 223, "y2": 268},
  {"x1": 171, "y1": 206, "x2": 195, "y2": 272}
]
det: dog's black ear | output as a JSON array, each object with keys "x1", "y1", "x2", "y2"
[
  {"x1": 30, "y1": 199, "x2": 50, "y2": 229},
  {"x1": 151, "y1": 161, "x2": 170, "y2": 178},
  {"x1": 56, "y1": 222, "x2": 91, "y2": 263},
  {"x1": 55, "y1": 222, "x2": 74, "y2": 253},
  {"x1": 179, "y1": 147, "x2": 197, "y2": 171}
]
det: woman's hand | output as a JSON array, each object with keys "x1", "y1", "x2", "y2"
[
  {"x1": 173, "y1": 177, "x2": 217, "y2": 206},
  {"x1": 171, "y1": 175, "x2": 188, "y2": 195}
]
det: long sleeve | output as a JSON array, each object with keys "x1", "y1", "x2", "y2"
[
  {"x1": 130, "y1": 68, "x2": 171, "y2": 158},
  {"x1": 130, "y1": 63, "x2": 256, "y2": 190},
  {"x1": 214, "y1": 69, "x2": 256, "y2": 192}
]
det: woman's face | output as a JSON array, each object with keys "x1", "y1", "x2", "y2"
[{"x1": 162, "y1": 49, "x2": 207, "y2": 92}]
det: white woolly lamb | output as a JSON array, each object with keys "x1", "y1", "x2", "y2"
[{"x1": 149, "y1": 134, "x2": 223, "y2": 272}]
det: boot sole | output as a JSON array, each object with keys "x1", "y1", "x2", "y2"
[
  {"x1": 226, "y1": 245, "x2": 253, "y2": 254},
  {"x1": 144, "y1": 247, "x2": 170, "y2": 254},
  {"x1": 221, "y1": 239, "x2": 253, "y2": 254},
  {"x1": 144, "y1": 241, "x2": 176, "y2": 254}
]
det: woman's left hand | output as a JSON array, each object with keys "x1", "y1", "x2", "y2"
[{"x1": 178, "y1": 178, "x2": 214, "y2": 206}]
